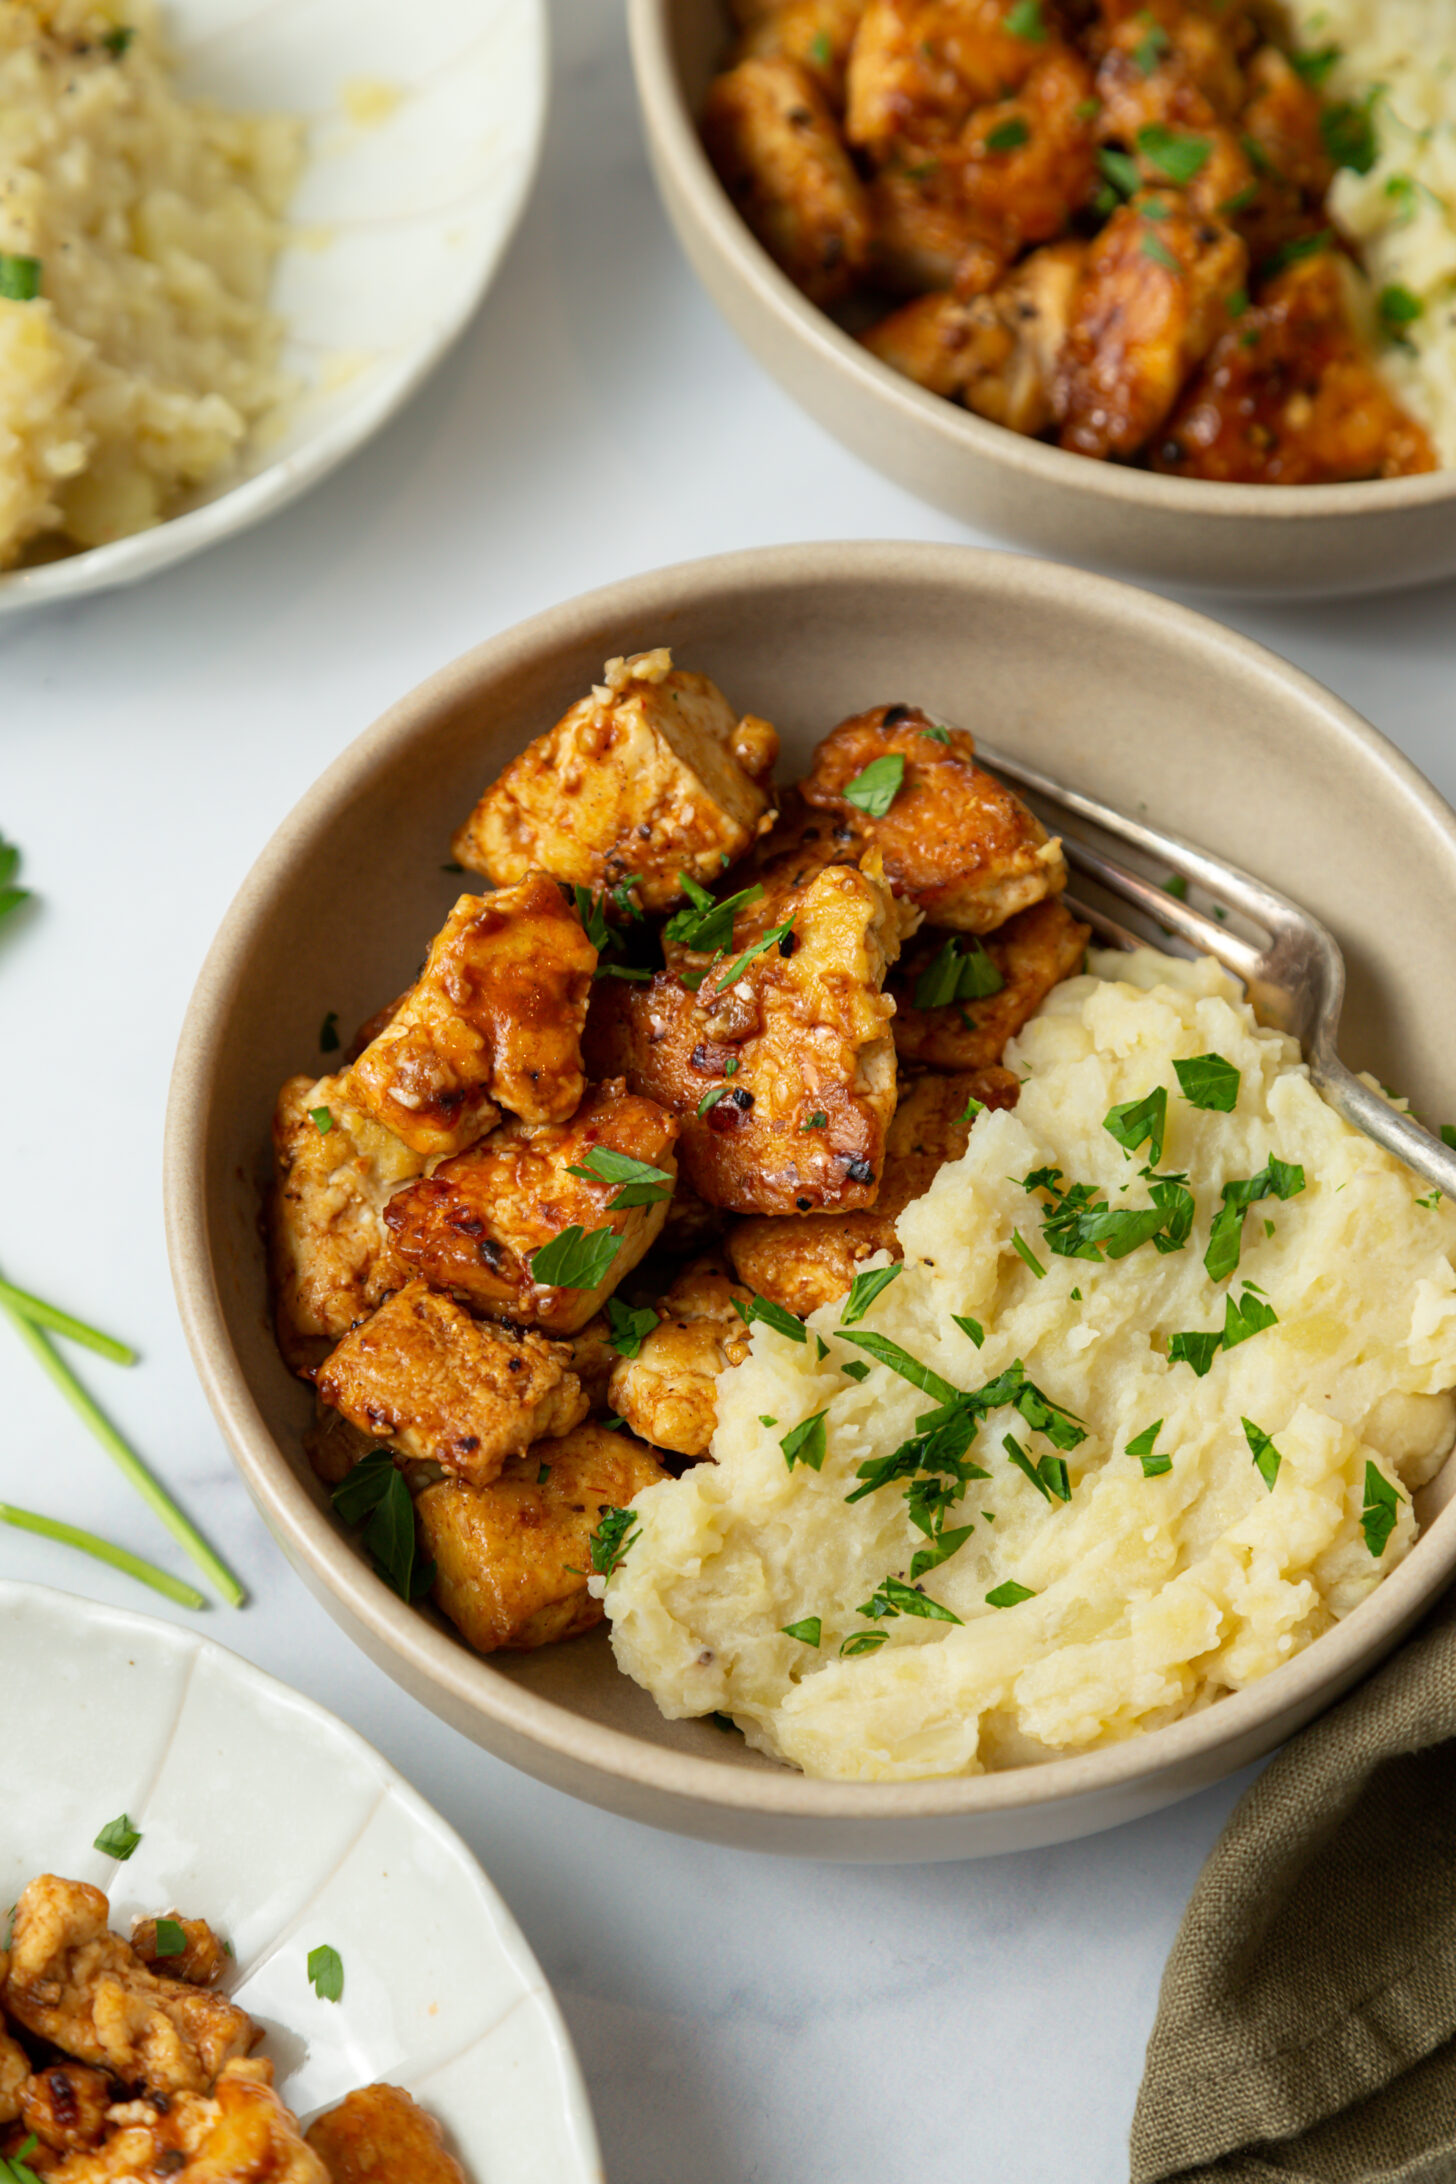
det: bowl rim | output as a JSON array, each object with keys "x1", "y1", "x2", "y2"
[
  {"x1": 165, "y1": 539, "x2": 1456, "y2": 1825},
  {"x1": 0, "y1": 0, "x2": 550, "y2": 617},
  {"x1": 627, "y1": 0, "x2": 1456, "y2": 528}
]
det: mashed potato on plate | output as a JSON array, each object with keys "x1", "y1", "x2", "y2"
[{"x1": 607, "y1": 949, "x2": 1456, "y2": 1781}]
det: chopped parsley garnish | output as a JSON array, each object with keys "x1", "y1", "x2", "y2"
[
  {"x1": 571, "y1": 884, "x2": 612, "y2": 953},
  {"x1": 985, "y1": 116, "x2": 1031, "y2": 153},
  {"x1": 94, "y1": 1813, "x2": 141, "y2": 1860},
  {"x1": 920, "y1": 723, "x2": 953, "y2": 744},
  {"x1": 153, "y1": 1918, "x2": 187, "y2": 1958},
  {"x1": 1225, "y1": 288, "x2": 1250, "y2": 319},
  {"x1": 781, "y1": 1411, "x2": 828, "y2": 1472},
  {"x1": 1026, "y1": 1158, "x2": 1191, "y2": 1264},
  {"x1": 1417, "y1": 1190, "x2": 1443, "y2": 1210},
  {"x1": 565, "y1": 1145, "x2": 674, "y2": 1207},
  {"x1": 596, "y1": 963, "x2": 651, "y2": 981},
  {"x1": 858, "y1": 1574, "x2": 963, "y2": 1625},
  {"x1": 1097, "y1": 147, "x2": 1140, "y2": 198},
  {"x1": 783, "y1": 1616, "x2": 822, "y2": 1646},
  {"x1": 1140, "y1": 1451, "x2": 1173, "y2": 1477},
  {"x1": 1291, "y1": 40, "x2": 1341, "y2": 85},
  {"x1": 1167, "y1": 1329, "x2": 1222, "y2": 1376},
  {"x1": 913, "y1": 935, "x2": 1004, "y2": 1009},
  {"x1": 102, "y1": 24, "x2": 135, "y2": 54},
  {"x1": 308, "y1": 1944, "x2": 344, "y2": 2003},
  {"x1": 1174, "y1": 1053, "x2": 1240, "y2": 1112},
  {"x1": 1262, "y1": 228, "x2": 1333, "y2": 277},
  {"x1": 331, "y1": 1451, "x2": 435, "y2": 1601},
  {"x1": 0, "y1": 834, "x2": 30, "y2": 929},
  {"x1": 606, "y1": 1295, "x2": 659, "y2": 1358},
  {"x1": 1378, "y1": 282, "x2": 1423, "y2": 334},
  {"x1": 0, "y1": 254, "x2": 41, "y2": 301},
  {"x1": 530, "y1": 1225, "x2": 622, "y2": 1290},
  {"x1": 1321, "y1": 98, "x2": 1376, "y2": 174},
  {"x1": 589, "y1": 1505, "x2": 641, "y2": 1577},
  {"x1": 308, "y1": 1106, "x2": 334, "y2": 1135},
  {"x1": 1141, "y1": 232, "x2": 1182, "y2": 273},
  {"x1": 1204, "y1": 1157, "x2": 1305, "y2": 1281},
  {"x1": 801, "y1": 1109, "x2": 828, "y2": 1130},
  {"x1": 808, "y1": 29, "x2": 832, "y2": 66},
  {"x1": 1004, "y1": 0, "x2": 1047, "y2": 35},
  {"x1": 841, "y1": 1360, "x2": 872, "y2": 1382},
  {"x1": 1004, "y1": 1432, "x2": 1070, "y2": 1503},
  {"x1": 841, "y1": 1329, "x2": 958, "y2": 1401},
  {"x1": 733, "y1": 1291, "x2": 808, "y2": 1344},
  {"x1": 1442, "y1": 1126, "x2": 1456, "y2": 1150},
  {"x1": 1219, "y1": 182, "x2": 1260, "y2": 215},
  {"x1": 318, "y1": 1010, "x2": 340, "y2": 1052},
  {"x1": 1136, "y1": 124, "x2": 1211, "y2": 184},
  {"x1": 714, "y1": 917, "x2": 795, "y2": 992},
  {"x1": 840, "y1": 1631, "x2": 888, "y2": 1655},
  {"x1": 2, "y1": 2134, "x2": 41, "y2": 2182},
  {"x1": 952, "y1": 1313, "x2": 984, "y2": 1349},
  {"x1": 664, "y1": 872, "x2": 764, "y2": 954},
  {"x1": 537, "y1": 1463, "x2": 552, "y2": 1483},
  {"x1": 1242, "y1": 1417, "x2": 1283, "y2": 1492},
  {"x1": 985, "y1": 1580, "x2": 1035, "y2": 1607},
  {"x1": 1126, "y1": 1420, "x2": 1171, "y2": 1475},
  {"x1": 910, "y1": 1522, "x2": 975, "y2": 1581},
  {"x1": 1011, "y1": 1229, "x2": 1046, "y2": 1277},
  {"x1": 697, "y1": 1085, "x2": 731, "y2": 1115},
  {"x1": 840, "y1": 1264, "x2": 903, "y2": 1327},
  {"x1": 1104, "y1": 1086, "x2": 1167, "y2": 1166},
  {"x1": 841, "y1": 753, "x2": 906, "y2": 818},
  {"x1": 1223, "y1": 1285, "x2": 1277, "y2": 1349},
  {"x1": 959, "y1": 1091, "x2": 986, "y2": 1123},
  {"x1": 1361, "y1": 1462, "x2": 1402, "y2": 1558}
]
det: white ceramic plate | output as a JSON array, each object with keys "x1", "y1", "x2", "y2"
[
  {"x1": 0, "y1": 1581, "x2": 601, "y2": 2182},
  {"x1": 0, "y1": 0, "x2": 547, "y2": 615}
]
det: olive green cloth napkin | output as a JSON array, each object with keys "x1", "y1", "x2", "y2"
[{"x1": 1131, "y1": 1586, "x2": 1456, "y2": 2184}]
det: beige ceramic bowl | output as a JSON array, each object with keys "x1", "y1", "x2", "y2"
[
  {"x1": 628, "y1": 0, "x2": 1456, "y2": 598},
  {"x1": 166, "y1": 542, "x2": 1456, "y2": 1861}
]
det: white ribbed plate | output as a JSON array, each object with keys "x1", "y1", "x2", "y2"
[
  {"x1": 0, "y1": 1582, "x2": 601, "y2": 2182},
  {"x1": 0, "y1": 0, "x2": 546, "y2": 613}
]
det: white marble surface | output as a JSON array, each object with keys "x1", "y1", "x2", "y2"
[{"x1": 3, "y1": 6, "x2": 1453, "y2": 2180}]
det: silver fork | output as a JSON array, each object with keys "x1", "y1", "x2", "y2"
[{"x1": 976, "y1": 740, "x2": 1456, "y2": 1201}]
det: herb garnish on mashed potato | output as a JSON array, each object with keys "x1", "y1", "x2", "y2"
[{"x1": 605, "y1": 948, "x2": 1456, "y2": 1781}]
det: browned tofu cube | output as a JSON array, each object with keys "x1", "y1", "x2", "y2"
[
  {"x1": 863, "y1": 241, "x2": 1085, "y2": 431},
  {"x1": 418, "y1": 1424, "x2": 668, "y2": 1653},
  {"x1": 728, "y1": 1065, "x2": 1017, "y2": 1314},
  {"x1": 890, "y1": 895, "x2": 1090, "y2": 1069},
  {"x1": 19, "y1": 2061, "x2": 112, "y2": 2151},
  {"x1": 346, "y1": 873, "x2": 596, "y2": 1157},
  {"x1": 608, "y1": 1257, "x2": 755, "y2": 1457},
  {"x1": 269, "y1": 1073, "x2": 423, "y2": 1377},
  {"x1": 131, "y1": 1915, "x2": 230, "y2": 1989},
  {"x1": 451, "y1": 650, "x2": 778, "y2": 914},
  {"x1": 799, "y1": 704, "x2": 1065, "y2": 930},
  {"x1": 383, "y1": 1081, "x2": 679, "y2": 1336},
  {"x1": 703, "y1": 56, "x2": 872, "y2": 305},
  {"x1": 314, "y1": 1282, "x2": 587, "y2": 1486},
  {"x1": 845, "y1": 0, "x2": 1046, "y2": 159},
  {"x1": 735, "y1": 0, "x2": 867, "y2": 109},
  {"x1": 584, "y1": 859, "x2": 904, "y2": 1216},
  {"x1": 307, "y1": 2084, "x2": 468, "y2": 2184}
]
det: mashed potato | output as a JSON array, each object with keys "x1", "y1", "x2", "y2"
[
  {"x1": 607, "y1": 949, "x2": 1456, "y2": 1781},
  {"x1": 0, "y1": 0, "x2": 302, "y2": 566},
  {"x1": 1282, "y1": 0, "x2": 1456, "y2": 464}
]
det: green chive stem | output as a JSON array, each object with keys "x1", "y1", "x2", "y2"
[
  {"x1": 0, "y1": 1274, "x2": 137, "y2": 1364},
  {"x1": 0, "y1": 1504, "x2": 206, "y2": 1611},
  {"x1": 0, "y1": 1301, "x2": 244, "y2": 1607}
]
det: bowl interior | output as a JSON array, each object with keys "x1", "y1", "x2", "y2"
[{"x1": 174, "y1": 543, "x2": 1456, "y2": 1825}]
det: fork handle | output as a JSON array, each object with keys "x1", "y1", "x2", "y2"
[{"x1": 1310, "y1": 1052, "x2": 1456, "y2": 1201}]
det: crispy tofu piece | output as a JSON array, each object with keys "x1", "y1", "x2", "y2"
[
  {"x1": 864, "y1": 240, "x2": 1084, "y2": 429},
  {"x1": 62, "y1": 2059, "x2": 328, "y2": 2183},
  {"x1": 384, "y1": 1081, "x2": 679, "y2": 1336},
  {"x1": 19, "y1": 2060, "x2": 112, "y2": 2151},
  {"x1": 866, "y1": 158, "x2": 1002, "y2": 297},
  {"x1": 954, "y1": 47, "x2": 1097, "y2": 262},
  {"x1": 1057, "y1": 191, "x2": 1247, "y2": 459},
  {"x1": 2, "y1": 1877, "x2": 254, "y2": 2098},
  {"x1": 1151, "y1": 251, "x2": 1437, "y2": 482},
  {"x1": 346, "y1": 873, "x2": 596, "y2": 1154},
  {"x1": 846, "y1": 0, "x2": 1046, "y2": 158},
  {"x1": 0, "y1": 2034, "x2": 26, "y2": 2126},
  {"x1": 131, "y1": 1915, "x2": 230, "y2": 1989},
  {"x1": 418, "y1": 1424, "x2": 669, "y2": 1654},
  {"x1": 1093, "y1": 4, "x2": 1245, "y2": 139},
  {"x1": 451, "y1": 650, "x2": 778, "y2": 915},
  {"x1": 890, "y1": 894, "x2": 1089, "y2": 1067},
  {"x1": 703, "y1": 56, "x2": 873, "y2": 305},
  {"x1": 269, "y1": 1074, "x2": 423, "y2": 1377},
  {"x1": 307, "y1": 2083, "x2": 468, "y2": 2184},
  {"x1": 584, "y1": 861, "x2": 903, "y2": 1216},
  {"x1": 608, "y1": 1258, "x2": 754, "y2": 1456},
  {"x1": 799, "y1": 704, "x2": 1065, "y2": 929},
  {"x1": 315, "y1": 1283, "x2": 587, "y2": 1485},
  {"x1": 736, "y1": 0, "x2": 867, "y2": 110},
  {"x1": 728, "y1": 1066, "x2": 1017, "y2": 1313}
]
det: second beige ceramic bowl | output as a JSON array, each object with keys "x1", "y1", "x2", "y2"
[
  {"x1": 166, "y1": 543, "x2": 1456, "y2": 1860},
  {"x1": 629, "y1": 0, "x2": 1456, "y2": 597}
]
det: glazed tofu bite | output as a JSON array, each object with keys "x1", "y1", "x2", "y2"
[
  {"x1": 315, "y1": 1283, "x2": 588, "y2": 1486},
  {"x1": 734, "y1": 0, "x2": 867, "y2": 109},
  {"x1": 727, "y1": 1065, "x2": 1016, "y2": 1315},
  {"x1": 306, "y1": 2083, "x2": 469, "y2": 2184},
  {"x1": 585, "y1": 860, "x2": 904, "y2": 1216},
  {"x1": 346, "y1": 872, "x2": 596, "y2": 1153},
  {"x1": 18, "y1": 2059, "x2": 112, "y2": 2151},
  {"x1": 269, "y1": 1073, "x2": 422, "y2": 1377},
  {"x1": 418, "y1": 1423, "x2": 668, "y2": 1654},
  {"x1": 0, "y1": 2034, "x2": 27, "y2": 2126},
  {"x1": 608, "y1": 1257, "x2": 755, "y2": 1458},
  {"x1": 451, "y1": 650, "x2": 779, "y2": 914},
  {"x1": 845, "y1": 0, "x2": 1048, "y2": 159},
  {"x1": 863, "y1": 240, "x2": 1085, "y2": 428},
  {"x1": 889, "y1": 894, "x2": 1090, "y2": 1068},
  {"x1": 703, "y1": 56, "x2": 873, "y2": 304},
  {"x1": 3, "y1": 1876, "x2": 254, "y2": 2097},
  {"x1": 383, "y1": 1080, "x2": 679, "y2": 1336},
  {"x1": 799, "y1": 704, "x2": 1066, "y2": 930},
  {"x1": 131, "y1": 1914, "x2": 231, "y2": 1988}
]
